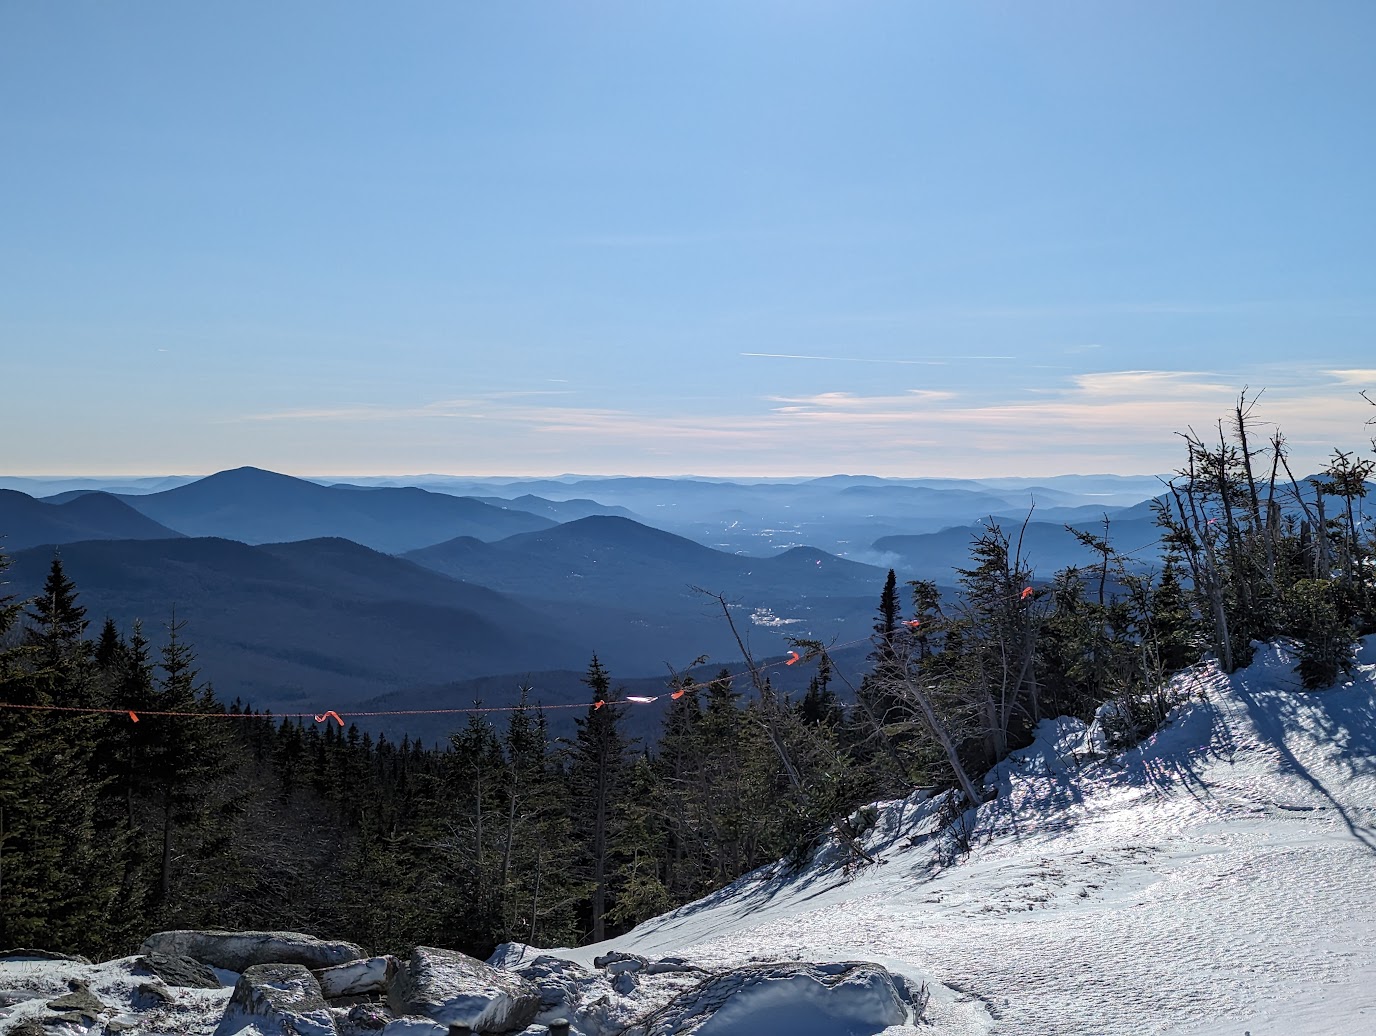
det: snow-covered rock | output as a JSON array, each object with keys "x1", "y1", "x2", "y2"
[
  {"x1": 214, "y1": 963, "x2": 337, "y2": 1036},
  {"x1": 625, "y1": 961, "x2": 916, "y2": 1036},
  {"x1": 143, "y1": 930, "x2": 366, "y2": 973},
  {"x1": 592, "y1": 951, "x2": 646, "y2": 976},
  {"x1": 503, "y1": 955, "x2": 591, "y2": 1014},
  {"x1": 315, "y1": 956, "x2": 395, "y2": 999},
  {"x1": 388, "y1": 946, "x2": 540, "y2": 1034}
]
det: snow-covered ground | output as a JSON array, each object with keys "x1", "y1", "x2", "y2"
[
  {"x1": 3, "y1": 639, "x2": 1372, "y2": 1035},
  {"x1": 565, "y1": 638, "x2": 1376, "y2": 1036}
]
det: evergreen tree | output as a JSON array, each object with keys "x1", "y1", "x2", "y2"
[
  {"x1": 146, "y1": 612, "x2": 230, "y2": 910},
  {"x1": 24, "y1": 555, "x2": 90, "y2": 679},
  {"x1": 569, "y1": 655, "x2": 630, "y2": 942}
]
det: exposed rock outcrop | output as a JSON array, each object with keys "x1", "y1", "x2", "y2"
[
  {"x1": 315, "y1": 956, "x2": 395, "y2": 999},
  {"x1": 214, "y1": 962, "x2": 338, "y2": 1036},
  {"x1": 142, "y1": 930, "x2": 366, "y2": 973},
  {"x1": 134, "y1": 951, "x2": 224, "y2": 989},
  {"x1": 388, "y1": 946, "x2": 539, "y2": 1034},
  {"x1": 623, "y1": 960, "x2": 919, "y2": 1036}
]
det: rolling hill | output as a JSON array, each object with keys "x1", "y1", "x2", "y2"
[
  {"x1": 0, "y1": 489, "x2": 185, "y2": 551},
  {"x1": 111, "y1": 467, "x2": 557, "y2": 553}
]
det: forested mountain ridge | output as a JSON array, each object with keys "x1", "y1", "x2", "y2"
[
  {"x1": 0, "y1": 489, "x2": 185, "y2": 550},
  {"x1": 108, "y1": 466, "x2": 558, "y2": 553},
  {"x1": 2, "y1": 536, "x2": 587, "y2": 709}
]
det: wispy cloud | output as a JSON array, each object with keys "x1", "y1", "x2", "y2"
[
  {"x1": 240, "y1": 390, "x2": 572, "y2": 423},
  {"x1": 741, "y1": 352, "x2": 1010, "y2": 364},
  {"x1": 767, "y1": 390, "x2": 956, "y2": 415},
  {"x1": 229, "y1": 366, "x2": 1376, "y2": 477},
  {"x1": 1325, "y1": 369, "x2": 1376, "y2": 387}
]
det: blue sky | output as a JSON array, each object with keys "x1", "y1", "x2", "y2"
[{"x1": 3, "y1": 1, "x2": 1374, "y2": 477}]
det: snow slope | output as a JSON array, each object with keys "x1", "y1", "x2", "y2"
[{"x1": 567, "y1": 638, "x2": 1376, "y2": 1036}]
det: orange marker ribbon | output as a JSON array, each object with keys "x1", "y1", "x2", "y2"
[
  {"x1": 1020, "y1": 586, "x2": 1034, "y2": 600},
  {"x1": 670, "y1": 689, "x2": 687, "y2": 700},
  {"x1": 906, "y1": 620, "x2": 922, "y2": 629},
  {"x1": 314, "y1": 710, "x2": 345, "y2": 727},
  {"x1": 786, "y1": 651, "x2": 801, "y2": 666},
  {"x1": 128, "y1": 711, "x2": 140, "y2": 723},
  {"x1": 593, "y1": 700, "x2": 605, "y2": 710}
]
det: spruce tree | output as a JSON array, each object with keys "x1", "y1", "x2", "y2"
[{"x1": 569, "y1": 655, "x2": 630, "y2": 942}]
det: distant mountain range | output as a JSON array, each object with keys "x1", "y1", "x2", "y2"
[
  {"x1": 0, "y1": 489, "x2": 184, "y2": 551},
  {"x1": 67, "y1": 467, "x2": 558, "y2": 553},
  {"x1": 1, "y1": 465, "x2": 1179, "y2": 742},
  {"x1": 334, "y1": 471, "x2": 1168, "y2": 557}
]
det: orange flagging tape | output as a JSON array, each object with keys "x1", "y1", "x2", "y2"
[{"x1": 314, "y1": 710, "x2": 345, "y2": 727}]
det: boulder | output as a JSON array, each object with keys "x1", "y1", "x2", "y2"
[
  {"x1": 142, "y1": 930, "x2": 366, "y2": 973},
  {"x1": 316, "y1": 956, "x2": 395, "y2": 999},
  {"x1": 592, "y1": 951, "x2": 646, "y2": 976},
  {"x1": 133, "y1": 979, "x2": 175, "y2": 1009},
  {"x1": 643, "y1": 957, "x2": 706, "y2": 977},
  {"x1": 214, "y1": 963, "x2": 338, "y2": 1036},
  {"x1": 134, "y1": 950, "x2": 223, "y2": 988},
  {"x1": 504, "y1": 955, "x2": 591, "y2": 1014},
  {"x1": 626, "y1": 961, "x2": 918, "y2": 1036},
  {"x1": 46, "y1": 977, "x2": 107, "y2": 1024},
  {"x1": 388, "y1": 946, "x2": 539, "y2": 1034},
  {"x1": 340, "y1": 1002, "x2": 390, "y2": 1032}
]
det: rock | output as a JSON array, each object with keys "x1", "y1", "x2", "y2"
[
  {"x1": 643, "y1": 958, "x2": 706, "y2": 977},
  {"x1": 134, "y1": 950, "x2": 223, "y2": 988},
  {"x1": 503, "y1": 955, "x2": 590, "y2": 1014},
  {"x1": 388, "y1": 946, "x2": 539, "y2": 1034},
  {"x1": 611, "y1": 971, "x2": 637, "y2": 995},
  {"x1": 214, "y1": 962, "x2": 338, "y2": 1036},
  {"x1": 592, "y1": 951, "x2": 646, "y2": 975},
  {"x1": 9, "y1": 1021, "x2": 47, "y2": 1036},
  {"x1": 133, "y1": 979, "x2": 175, "y2": 1008},
  {"x1": 316, "y1": 956, "x2": 395, "y2": 999},
  {"x1": 626, "y1": 961, "x2": 917, "y2": 1036},
  {"x1": 485, "y1": 943, "x2": 537, "y2": 971},
  {"x1": 46, "y1": 979, "x2": 107, "y2": 1022},
  {"x1": 341, "y1": 1002, "x2": 390, "y2": 1031},
  {"x1": 142, "y1": 929, "x2": 367, "y2": 973},
  {"x1": 0, "y1": 948, "x2": 91, "y2": 964}
]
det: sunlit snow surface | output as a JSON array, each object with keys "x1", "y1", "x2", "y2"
[{"x1": 568, "y1": 639, "x2": 1376, "y2": 1036}]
